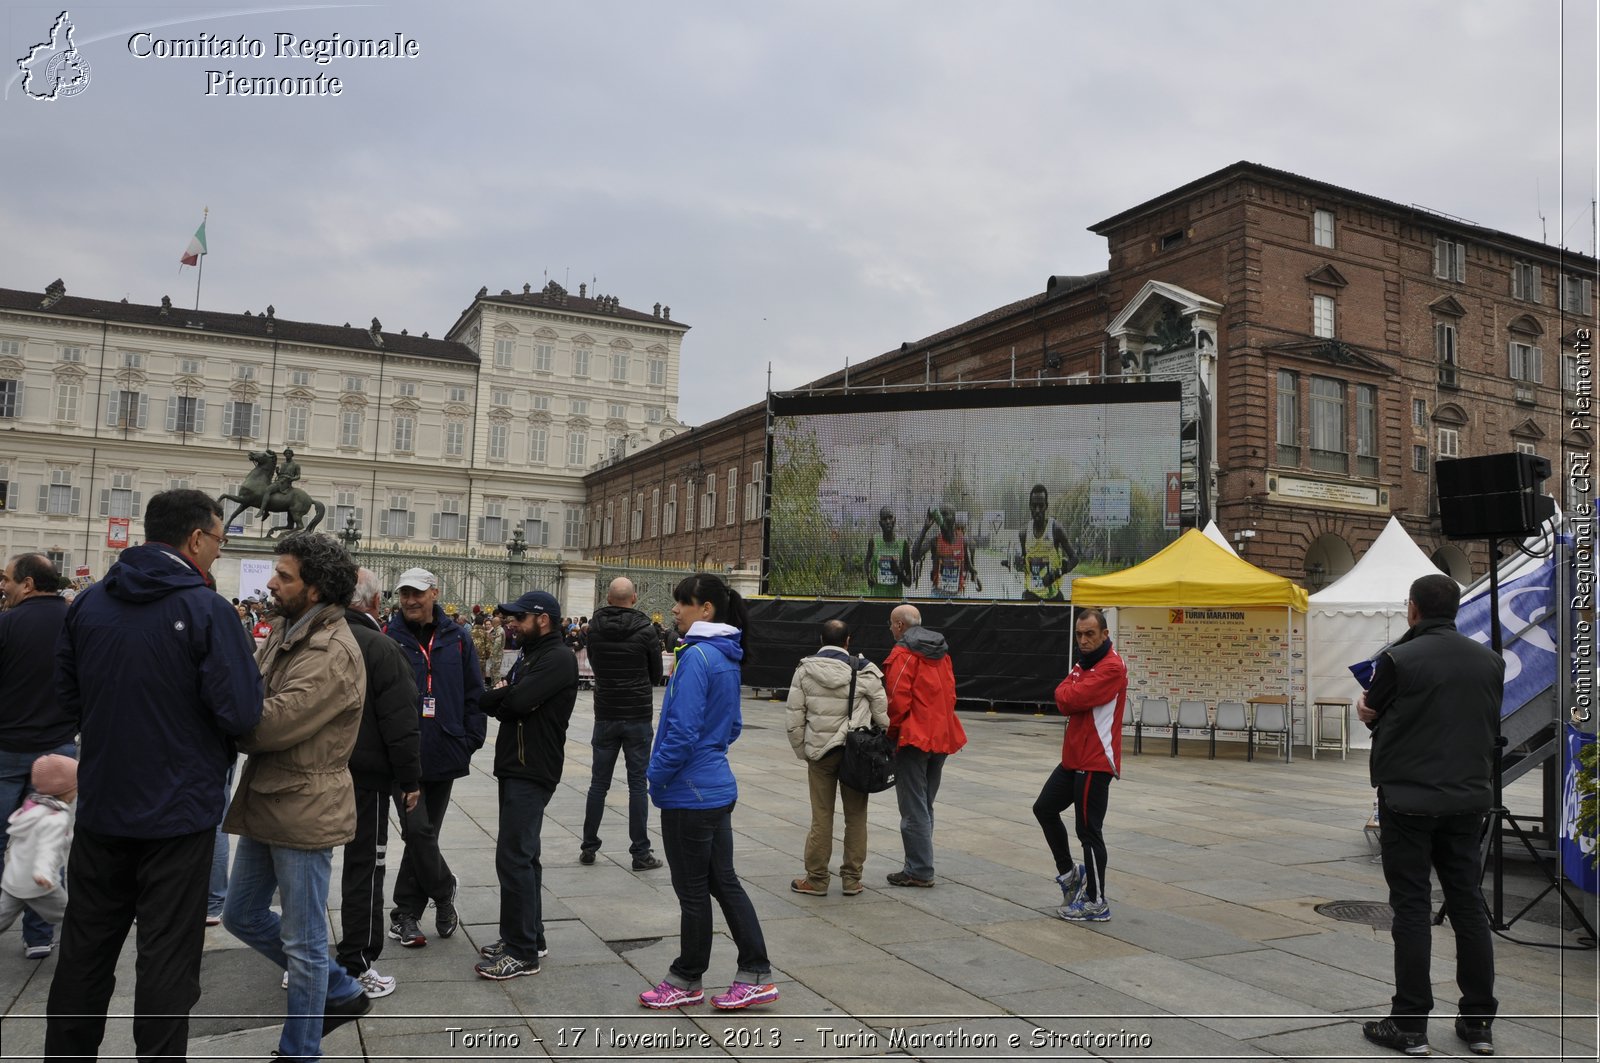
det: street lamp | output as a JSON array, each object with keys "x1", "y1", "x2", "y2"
[{"x1": 338, "y1": 515, "x2": 361, "y2": 553}]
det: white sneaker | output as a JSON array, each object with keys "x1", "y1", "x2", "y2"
[
  {"x1": 281, "y1": 970, "x2": 288, "y2": 990},
  {"x1": 357, "y1": 967, "x2": 397, "y2": 998}
]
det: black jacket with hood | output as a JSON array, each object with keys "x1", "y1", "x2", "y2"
[{"x1": 586, "y1": 605, "x2": 663, "y2": 720}]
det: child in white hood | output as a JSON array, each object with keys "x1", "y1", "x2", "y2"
[{"x1": 0, "y1": 753, "x2": 77, "y2": 933}]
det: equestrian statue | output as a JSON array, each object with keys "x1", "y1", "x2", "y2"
[{"x1": 219, "y1": 448, "x2": 326, "y2": 536}]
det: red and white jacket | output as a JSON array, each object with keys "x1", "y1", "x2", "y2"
[{"x1": 1053, "y1": 643, "x2": 1128, "y2": 777}]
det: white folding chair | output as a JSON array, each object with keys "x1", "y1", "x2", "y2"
[
  {"x1": 1214, "y1": 700, "x2": 1249, "y2": 759},
  {"x1": 1175, "y1": 699, "x2": 1209, "y2": 757}
]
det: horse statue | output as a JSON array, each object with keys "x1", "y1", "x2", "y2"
[{"x1": 219, "y1": 450, "x2": 326, "y2": 537}]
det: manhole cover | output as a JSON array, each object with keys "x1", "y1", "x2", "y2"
[
  {"x1": 606, "y1": 936, "x2": 662, "y2": 955},
  {"x1": 1316, "y1": 900, "x2": 1393, "y2": 929}
]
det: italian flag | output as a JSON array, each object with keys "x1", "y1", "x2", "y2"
[{"x1": 180, "y1": 219, "x2": 207, "y2": 267}]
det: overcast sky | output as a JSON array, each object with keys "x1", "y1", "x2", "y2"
[{"x1": 3, "y1": 0, "x2": 1595, "y2": 425}]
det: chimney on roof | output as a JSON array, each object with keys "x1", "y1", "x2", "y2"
[
  {"x1": 265, "y1": 305, "x2": 275, "y2": 333},
  {"x1": 400, "y1": 328, "x2": 408, "y2": 336},
  {"x1": 245, "y1": 310, "x2": 253, "y2": 316},
  {"x1": 662, "y1": 306, "x2": 670, "y2": 320},
  {"x1": 654, "y1": 302, "x2": 661, "y2": 317},
  {"x1": 422, "y1": 331, "x2": 429, "y2": 338},
  {"x1": 523, "y1": 283, "x2": 531, "y2": 294},
  {"x1": 579, "y1": 283, "x2": 587, "y2": 298},
  {"x1": 41, "y1": 279, "x2": 66, "y2": 310},
  {"x1": 160, "y1": 295, "x2": 172, "y2": 316},
  {"x1": 477, "y1": 286, "x2": 488, "y2": 298},
  {"x1": 369, "y1": 318, "x2": 384, "y2": 348}
]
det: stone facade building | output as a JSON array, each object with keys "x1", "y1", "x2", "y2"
[
  {"x1": 0, "y1": 279, "x2": 686, "y2": 585},
  {"x1": 586, "y1": 162, "x2": 1595, "y2": 587}
]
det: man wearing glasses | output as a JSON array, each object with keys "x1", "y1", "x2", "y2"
[
  {"x1": 1034, "y1": 607, "x2": 1126, "y2": 922},
  {"x1": 47, "y1": 489, "x2": 263, "y2": 1061}
]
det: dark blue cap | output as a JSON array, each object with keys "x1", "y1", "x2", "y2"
[{"x1": 498, "y1": 589, "x2": 560, "y2": 617}]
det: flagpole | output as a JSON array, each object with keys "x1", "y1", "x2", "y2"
[{"x1": 194, "y1": 207, "x2": 208, "y2": 310}]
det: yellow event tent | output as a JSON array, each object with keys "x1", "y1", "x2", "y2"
[{"x1": 1071, "y1": 529, "x2": 1310, "y2": 759}]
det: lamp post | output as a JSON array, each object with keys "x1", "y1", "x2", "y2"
[
  {"x1": 338, "y1": 515, "x2": 361, "y2": 554},
  {"x1": 505, "y1": 526, "x2": 527, "y2": 601}
]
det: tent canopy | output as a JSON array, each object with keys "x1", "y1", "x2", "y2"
[
  {"x1": 1072, "y1": 528, "x2": 1309, "y2": 611},
  {"x1": 1308, "y1": 517, "x2": 1444, "y2": 612}
]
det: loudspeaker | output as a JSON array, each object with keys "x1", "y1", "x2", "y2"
[{"x1": 1436, "y1": 452, "x2": 1555, "y2": 539}]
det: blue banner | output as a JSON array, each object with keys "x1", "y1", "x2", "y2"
[
  {"x1": 1456, "y1": 556, "x2": 1556, "y2": 719},
  {"x1": 1560, "y1": 725, "x2": 1598, "y2": 895}
]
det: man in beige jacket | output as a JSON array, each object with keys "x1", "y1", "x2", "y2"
[
  {"x1": 785, "y1": 619, "x2": 888, "y2": 897},
  {"x1": 222, "y1": 532, "x2": 370, "y2": 1061}
]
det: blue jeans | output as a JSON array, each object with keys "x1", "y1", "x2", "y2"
[
  {"x1": 894, "y1": 746, "x2": 947, "y2": 880},
  {"x1": 495, "y1": 777, "x2": 551, "y2": 962},
  {"x1": 658, "y1": 802, "x2": 770, "y2": 989},
  {"x1": 0, "y1": 742, "x2": 78, "y2": 947},
  {"x1": 223, "y1": 836, "x2": 364, "y2": 1061},
  {"x1": 581, "y1": 718, "x2": 653, "y2": 859},
  {"x1": 207, "y1": 756, "x2": 238, "y2": 918}
]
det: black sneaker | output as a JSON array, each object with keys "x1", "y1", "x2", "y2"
[
  {"x1": 435, "y1": 875, "x2": 459, "y2": 939},
  {"x1": 388, "y1": 913, "x2": 426, "y2": 948},
  {"x1": 579, "y1": 850, "x2": 597, "y2": 865},
  {"x1": 632, "y1": 854, "x2": 664, "y2": 871},
  {"x1": 322, "y1": 990, "x2": 372, "y2": 1035},
  {"x1": 1362, "y1": 1018, "x2": 1430, "y2": 1056},
  {"x1": 480, "y1": 938, "x2": 549, "y2": 960},
  {"x1": 475, "y1": 953, "x2": 539, "y2": 980},
  {"x1": 1454, "y1": 1016, "x2": 1493, "y2": 1056}
]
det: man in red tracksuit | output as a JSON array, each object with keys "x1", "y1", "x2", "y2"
[{"x1": 1035, "y1": 607, "x2": 1127, "y2": 922}]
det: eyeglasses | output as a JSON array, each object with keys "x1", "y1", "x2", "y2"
[{"x1": 199, "y1": 529, "x2": 229, "y2": 548}]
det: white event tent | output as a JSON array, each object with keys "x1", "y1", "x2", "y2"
[{"x1": 1306, "y1": 517, "x2": 1446, "y2": 750}]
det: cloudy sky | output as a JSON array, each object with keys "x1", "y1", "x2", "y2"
[{"x1": 3, "y1": 0, "x2": 1595, "y2": 425}]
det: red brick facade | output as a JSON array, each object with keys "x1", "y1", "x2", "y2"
[{"x1": 586, "y1": 163, "x2": 1596, "y2": 587}]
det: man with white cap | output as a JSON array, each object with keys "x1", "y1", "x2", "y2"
[{"x1": 384, "y1": 567, "x2": 485, "y2": 948}]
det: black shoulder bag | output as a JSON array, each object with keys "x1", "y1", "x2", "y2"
[{"x1": 838, "y1": 658, "x2": 897, "y2": 794}]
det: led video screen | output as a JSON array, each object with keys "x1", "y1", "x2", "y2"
[{"x1": 766, "y1": 383, "x2": 1182, "y2": 601}]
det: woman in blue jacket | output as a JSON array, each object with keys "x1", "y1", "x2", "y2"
[{"x1": 639, "y1": 573, "x2": 777, "y2": 1012}]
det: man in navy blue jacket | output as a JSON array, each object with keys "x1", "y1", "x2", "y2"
[
  {"x1": 385, "y1": 567, "x2": 485, "y2": 948},
  {"x1": 0, "y1": 553, "x2": 76, "y2": 959},
  {"x1": 45, "y1": 489, "x2": 263, "y2": 1062}
]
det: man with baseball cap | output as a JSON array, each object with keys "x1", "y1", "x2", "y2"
[
  {"x1": 474, "y1": 590, "x2": 577, "y2": 980},
  {"x1": 383, "y1": 568, "x2": 485, "y2": 949}
]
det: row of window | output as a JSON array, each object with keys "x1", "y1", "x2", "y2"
[
  {"x1": 1276, "y1": 371, "x2": 1378, "y2": 477},
  {"x1": 1303, "y1": 211, "x2": 1593, "y2": 312},
  {"x1": 592, "y1": 463, "x2": 766, "y2": 547},
  {"x1": 489, "y1": 339, "x2": 669, "y2": 386}
]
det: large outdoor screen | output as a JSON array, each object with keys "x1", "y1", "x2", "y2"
[{"x1": 765, "y1": 383, "x2": 1183, "y2": 601}]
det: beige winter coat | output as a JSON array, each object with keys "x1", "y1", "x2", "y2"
[
  {"x1": 224, "y1": 602, "x2": 365, "y2": 850},
  {"x1": 786, "y1": 650, "x2": 889, "y2": 761}
]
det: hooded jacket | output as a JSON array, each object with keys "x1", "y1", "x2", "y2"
[
  {"x1": 786, "y1": 648, "x2": 889, "y2": 761},
  {"x1": 0, "y1": 593, "x2": 75, "y2": 752},
  {"x1": 385, "y1": 604, "x2": 486, "y2": 781},
  {"x1": 648, "y1": 622, "x2": 744, "y2": 809},
  {"x1": 1367, "y1": 616, "x2": 1503, "y2": 816},
  {"x1": 1, "y1": 794, "x2": 73, "y2": 899},
  {"x1": 225, "y1": 602, "x2": 365, "y2": 850},
  {"x1": 1053, "y1": 638, "x2": 1128, "y2": 776},
  {"x1": 586, "y1": 605, "x2": 663, "y2": 720},
  {"x1": 344, "y1": 609, "x2": 422, "y2": 792},
  {"x1": 884, "y1": 626, "x2": 965, "y2": 755},
  {"x1": 481, "y1": 629, "x2": 578, "y2": 788},
  {"x1": 57, "y1": 541, "x2": 263, "y2": 838}
]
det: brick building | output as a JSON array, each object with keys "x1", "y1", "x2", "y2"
[{"x1": 585, "y1": 161, "x2": 1595, "y2": 587}]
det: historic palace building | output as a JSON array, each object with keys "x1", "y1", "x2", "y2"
[
  {"x1": 586, "y1": 162, "x2": 1595, "y2": 587},
  {"x1": 0, "y1": 279, "x2": 687, "y2": 579}
]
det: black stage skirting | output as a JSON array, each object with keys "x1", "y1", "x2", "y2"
[{"x1": 743, "y1": 598, "x2": 1077, "y2": 707}]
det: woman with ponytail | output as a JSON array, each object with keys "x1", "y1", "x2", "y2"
[{"x1": 638, "y1": 573, "x2": 777, "y2": 1012}]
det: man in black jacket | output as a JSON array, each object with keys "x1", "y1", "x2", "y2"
[
  {"x1": 336, "y1": 567, "x2": 422, "y2": 997},
  {"x1": 474, "y1": 590, "x2": 577, "y2": 981},
  {"x1": 1356, "y1": 574, "x2": 1503, "y2": 1058},
  {"x1": 580, "y1": 577, "x2": 664, "y2": 870},
  {"x1": 0, "y1": 553, "x2": 76, "y2": 959}
]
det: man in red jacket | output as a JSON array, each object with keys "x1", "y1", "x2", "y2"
[
  {"x1": 883, "y1": 604, "x2": 965, "y2": 887},
  {"x1": 1035, "y1": 607, "x2": 1126, "y2": 922}
]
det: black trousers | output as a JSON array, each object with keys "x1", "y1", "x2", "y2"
[
  {"x1": 1378, "y1": 793, "x2": 1498, "y2": 1032},
  {"x1": 336, "y1": 784, "x2": 393, "y2": 975},
  {"x1": 390, "y1": 778, "x2": 454, "y2": 920},
  {"x1": 45, "y1": 826, "x2": 212, "y2": 1062},
  {"x1": 1032, "y1": 766, "x2": 1112, "y2": 902}
]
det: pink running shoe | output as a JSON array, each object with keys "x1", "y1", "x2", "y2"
[
  {"x1": 639, "y1": 981, "x2": 704, "y2": 1009},
  {"x1": 711, "y1": 982, "x2": 779, "y2": 1010}
]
